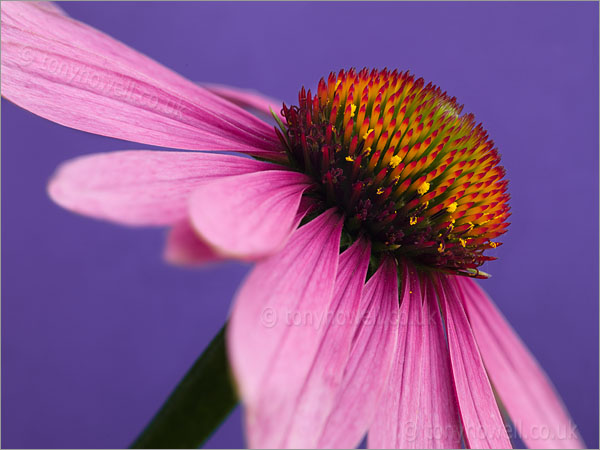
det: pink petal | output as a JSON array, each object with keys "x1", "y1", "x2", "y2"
[
  {"x1": 368, "y1": 264, "x2": 461, "y2": 449},
  {"x1": 458, "y1": 277, "x2": 585, "y2": 449},
  {"x1": 317, "y1": 257, "x2": 400, "y2": 449},
  {"x1": 163, "y1": 220, "x2": 221, "y2": 266},
  {"x1": 189, "y1": 169, "x2": 314, "y2": 260},
  {"x1": 283, "y1": 238, "x2": 372, "y2": 448},
  {"x1": 1, "y1": 2, "x2": 283, "y2": 157},
  {"x1": 203, "y1": 83, "x2": 284, "y2": 122},
  {"x1": 437, "y1": 274, "x2": 512, "y2": 449},
  {"x1": 32, "y1": 1, "x2": 67, "y2": 16},
  {"x1": 227, "y1": 209, "x2": 343, "y2": 448},
  {"x1": 48, "y1": 150, "x2": 276, "y2": 226}
]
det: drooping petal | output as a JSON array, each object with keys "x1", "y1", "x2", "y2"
[
  {"x1": 227, "y1": 209, "x2": 343, "y2": 448},
  {"x1": 437, "y1": 274, "x2": 512, "y2": 449},
  {"x1": 163, "y1": 220, "x2": 221, "y2": 266},
  {"x1": 283, "y1": 238, "x2": 371, "y2": 448},
  {"x1": 458, "y1": 277, "x2": 585, "y2": 449},
  {"x1": 48, "y1": 150, "x2": 276, "y2": 226},
  {"x1": 368, "y1": 264, "x2": 461, "y2": 449},
  {"x1": 317, "y1": 257, "x2": 400, "y2": 449},
  {"x1": 203, "y1": 83, "x2": 284, "y2": 122},
  {"x1": 1, "y1": 2, "x2": 283, "y2": 157},
  {"x1": 189, "y1": 169, "x2": 314, "y2": 260}
]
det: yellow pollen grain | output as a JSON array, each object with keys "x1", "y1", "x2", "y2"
[
  {"x1": 438, "y1": 243, "x2": 445, "y2": 253},
  {"x1": 459, "y1": 238, "x2": 467, "y2": 247},
  {"x1": 410, "y1": 216, "x2": 418, "y2": 225},
  {"x1": 424, "y1": 201, "x2": 429, "y2": 209},
  {"x1": 363, "y1": 147, "x2": 372, "y2": 156},
  {"x1": 446, "y1": 202, "x2": 458, "y2": 213},
  {"x1": 350, "y1": 103, "x2": 357, "y2": 117},
  {"x1": 490, "y1": 242, "x2": 498, "y2": 248},
  {"x1": 376, "y1": 187, "x2": 384, "y2": 195},
  {"x1": 363, "y1": 129, "x2": 374, "y2": 140},
  {"x1": 417, "y1": 181, "x2": 430, "y2": 195},
  {"x1": 467, "y1": 222, "x2": 475, "y2": 231},
  {"x1": 345, "y1": 156, "x2": 355, "y2": 162},
  {"x1": 389, "y1": 155, "x2": 402, "y2": 168}
]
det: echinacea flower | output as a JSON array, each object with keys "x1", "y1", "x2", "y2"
[{"x1": 1, "y1": 2, "x2": 585, "y2": 449}]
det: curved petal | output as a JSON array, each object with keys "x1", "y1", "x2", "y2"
[
  {"x1": 189, "y1": 169, "x2": 314, "y2": 260},
  {"x1": 368, "y1": 264, "x2": 461, "y2": 449},
  {"x1": 317, "y1": 257, "x2": 400, "y2": 449},
  {"x1": 48, "y1": 150, "x2": 276, "y2": 226},
  {"x1": 283, "y1": 238, "x2": 371, "y2": 448},
  {"x1": 1, "y1": 2, "x2": 283, "y2": 157},
  {"x1": 203, "y1": 83, "x2": 284, "y2": 122},
  {"x1": 458, "y1": 278, "x2": 585, "y2": 449},
  {"x1": 227, "y1": 209, "x2": 343, "y2": 448},
  {"x1": 437, "y1": 274, "x2": 512, "y2": 449},
  {"x1": 163, "y1": 220, "x2": 222, "y2": 266}
]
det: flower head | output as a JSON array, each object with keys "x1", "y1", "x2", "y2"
[{"x1": 280, "y1": 68, "x2": 509, "y2": 277}]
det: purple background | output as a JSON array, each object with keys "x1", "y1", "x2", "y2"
[{"x1": 2, "y1": 1, "x2": 598, "y2": 448}]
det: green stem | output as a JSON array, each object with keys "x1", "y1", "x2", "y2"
[{"x1": 131, "y1": 324, "x2": 238, "y2": 449}]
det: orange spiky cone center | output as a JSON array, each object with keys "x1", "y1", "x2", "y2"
[{"x1": 277, "y1": 68, "x2": 510, "y2": 277}]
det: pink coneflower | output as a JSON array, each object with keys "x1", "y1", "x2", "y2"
[{"x1": 1, "y1": 2, "x2": 584, "y2": 449}]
